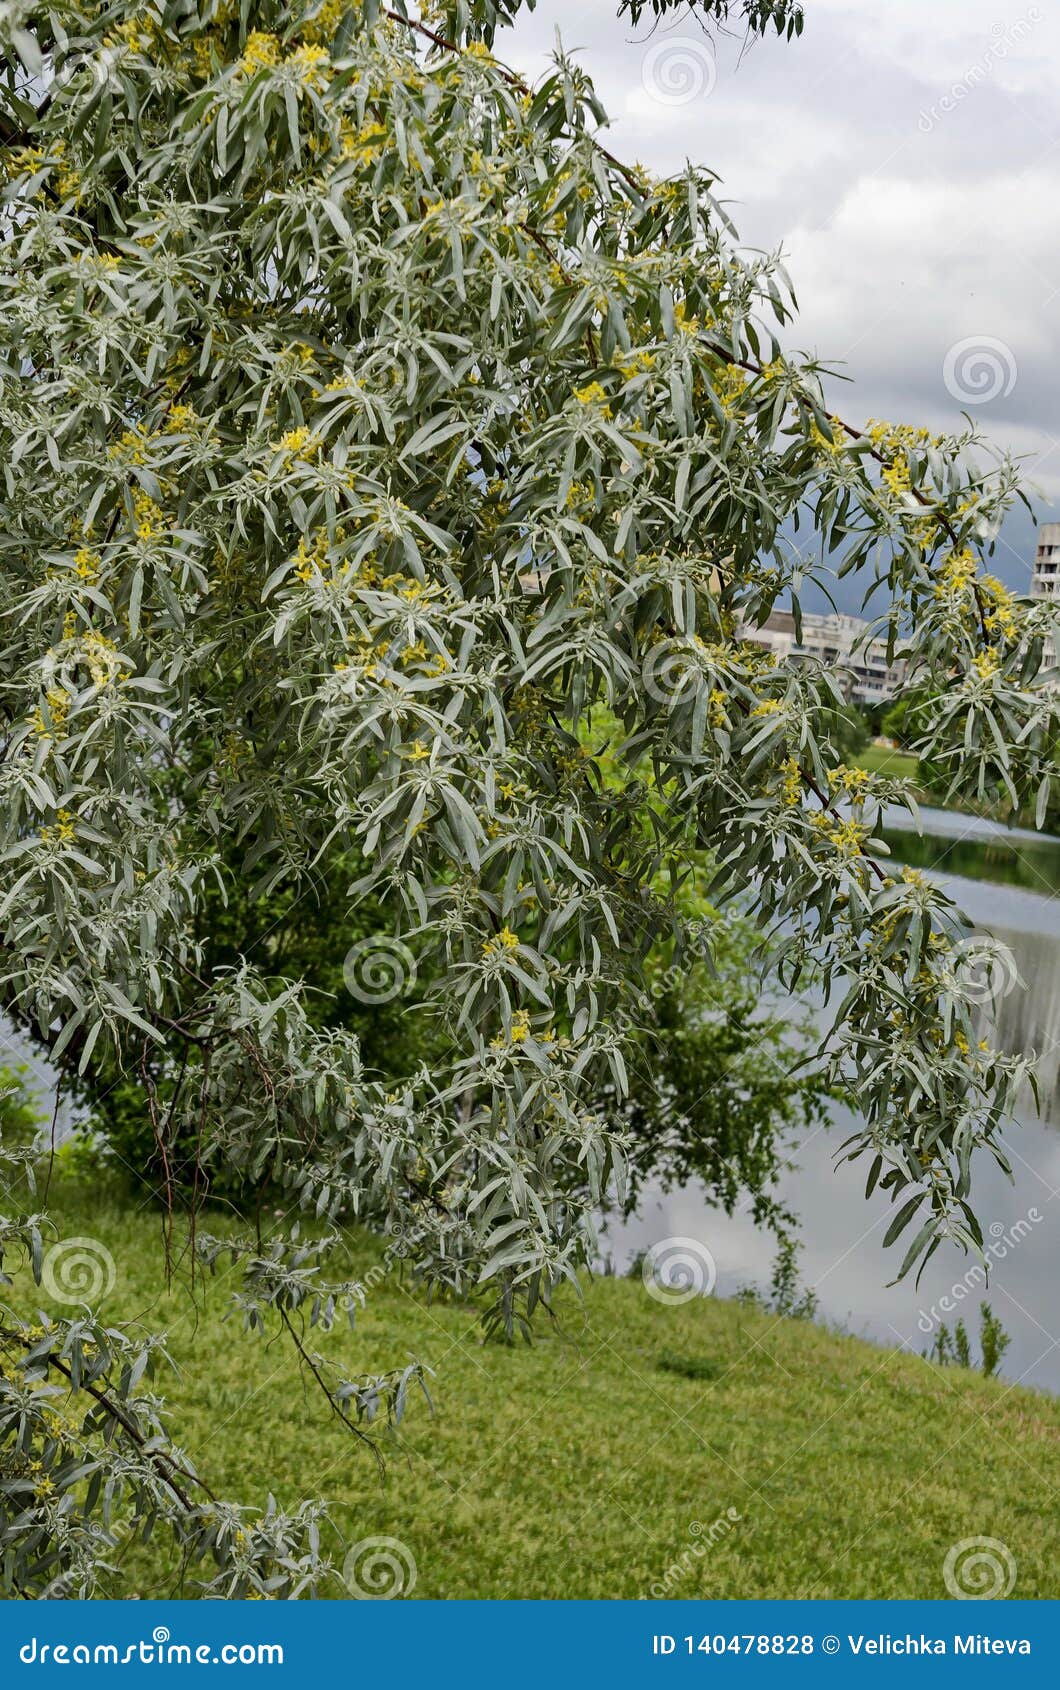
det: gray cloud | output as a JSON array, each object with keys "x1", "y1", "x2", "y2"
[{"x1": 506, "y1": 0, "x2": 1060, "y2": 590}]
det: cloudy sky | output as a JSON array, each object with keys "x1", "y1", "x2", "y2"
[{"x1": 505, "y1": 0, "x2": 1060, "y2": 596}]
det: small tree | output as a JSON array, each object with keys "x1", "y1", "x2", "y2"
[{"x1": 1, "y1": 0, "x2": 1056, "y2": 1594}]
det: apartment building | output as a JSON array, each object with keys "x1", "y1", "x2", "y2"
[
  {"x1": 742, "y1": 610, "x2": 905, "y2": 706},
  {"x1": 1032, "y1": 522, "x2": 1060, "y2": 602}
]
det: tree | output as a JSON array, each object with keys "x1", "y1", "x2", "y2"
[
  {"x1": 616, "y1": 0, "x2": 804, "y2": 36},
  {"x1": 1, "y1": 0, "x2": 1056, "y2": 1596}
]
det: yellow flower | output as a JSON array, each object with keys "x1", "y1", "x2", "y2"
[
  {"x1": 810, "y1": 416, "x2": 843, "y2": 454},
  {"x1": 340, "y1": 121, "x2": 388, "y2": 166},
  {"x1": 103, "y1": 17, "x2": 155, "y2": 53},
  {"x1": 828, "y1": 818, "x2": 865, "y2": 857},
  {"x1": 165, "y1": 404, "x2": 199, "y2": 433},
  {"x1": 828, "y1": 763, "x2": 869, "y2": 796},
  {"x1": 981, "y1": 575, "x2": 1017, "y2": 639},
  {"x1": 32, "y1": 687, "x2": 70, "y2": 738},
  {"x1": 133, "y1": 490, "x2": 164, "y2": 542},
  {"x1": 51, "y1": 141, "x2": 82, "y2": 202},
  {"x1": 272, "y1": 426, "x2": 318, "y2": 460},
  {"x1": 867, "y1": 419, "x2": 940, "y2": 454},
  {"x1": 303, "y1": 0, "x2": 348, "y2": 45},
  {"x1": 482, "y1": 925, "x2": 520, "y2": 957},
  {"x1": 972, "y1": 647, "x2": 999, "y2": 681},
  {"x1": 708, "y1": 688, "x2": 728, "y2": 730},
  {"x1": 404, "y1": 740, "x2": 430, "y2": 762},
  {"x1": 2, "y1": 145, "x2": 45, "y2": 187},
  {"x1": 881, "y1": 456, "x2": 911, "y2": 498},
  {"x1": 572, "y1": 382, "x2": 612, "y2": 417},
  {"x1": 192, "y1": 34, "x2": 219, "y2": 78},
  {"x1": 288, "y1": 44, "x2": 330, "y2": 91},
  {"x1": 238, "y1": 31, "x2": 280, "y2": 76},
  {"x1": 780, "y1": 757, "x2": 802, "y2": 805},
  {"x1": 73, "y1": 546, "x2": 100, "y2": 583},
  {"x1": 108, "y1": 427, "x2": 149, "y2": 465},
  {"x1": 911, "y1": 516, "x2": 940, "y2": 552},
  {"x1": 77, "y1": 251, "x2": 121, "y2": 275},
  {"x1": 81, "y1": 632, "x2": 129, "y2": 686},
  {"x1": 936, "y1": 548, "x2": 978, "y2": 596}
]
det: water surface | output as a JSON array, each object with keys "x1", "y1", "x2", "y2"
[{"x1": 612, "y1": 819, "x2": 1060, "y2": 1393}]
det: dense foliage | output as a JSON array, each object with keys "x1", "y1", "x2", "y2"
[
  {"x1": 617, "y1": 0, "x2": 804, "y2": 37},
  {"x1": 1, "y1": 0, "x2": 1057, "y2": 1595}
]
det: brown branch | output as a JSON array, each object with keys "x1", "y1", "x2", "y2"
[
  {"x1": 712, "y1": 347, "x2": 992, "y2": 641},
  {"x1": 383, "y1": 0, "x2": 987, "y2": 647},
  {"x1": 139, "y1": 1040, "x2": 175, "y2": 1280},
  {"x1": 277, "y1": 1308, "x2": 384, "y2": 1474},
  {"x1": 5, "y1": 1328, "x2": 214, "y2": 1511},
  {"x1": 381, "y1": 7, "x2": 642, "y2": 190}
]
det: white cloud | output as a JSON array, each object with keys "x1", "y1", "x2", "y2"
[
  {"x1": 504, "y1": 1, "x2": 1060, "y2": 578},
  {"x1": 807, "y1": 0, "x2": 1056, "y2": 98}
]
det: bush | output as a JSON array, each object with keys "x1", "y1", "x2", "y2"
[{"x1": 0, "y1": 1065, "x2": 43, "y2": 1150}]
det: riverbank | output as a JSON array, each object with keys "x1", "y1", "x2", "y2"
[
  {"x1": 854, "y1": 743, "x2": 921, "y2": 783},
  {"x1": 854, "y1": 745, "x2": 1060, "y2": 842},
  {"x1": 9, "y1": 1179, "x2": 1060, "y2": 1599}
]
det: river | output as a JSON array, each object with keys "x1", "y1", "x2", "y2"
[
  {"x1": 5, "y1": 805, "x2": 1060, "y2": 1391},
  {"x1": 610, "y1": 807, "x2": 1060, "y2": 1394}
]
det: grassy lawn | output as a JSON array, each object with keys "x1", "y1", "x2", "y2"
[
  {"x1": 8, "y1": 1178, "x2": 1060, "y2": 1600},
  {"x1": 854, "y1": 743, "x2": 922, "y2": 783}
]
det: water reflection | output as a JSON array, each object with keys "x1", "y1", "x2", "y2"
[
  {"x1": 611, "y1": 832, "x2": 1060, "y2": 1394},
  {"x1": 5, "y1": 812, "x2": 1060, "y2": 1389},
  {"x1": 882, "y1": 825, "x2": 1060, "y2": 898}
]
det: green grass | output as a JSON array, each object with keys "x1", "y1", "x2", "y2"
[
  {"x1": 854, "y1": 744, "x2": 922, "y2": 782},
  {"x1": 10, "y1": 1179, "x2": 1060, "y2": 1599}
]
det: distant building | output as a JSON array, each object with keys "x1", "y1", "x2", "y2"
[
  {"x1": 742, "y1": 610, "x2": 905, "y2": 707},
  {"x1": 1032, "y1": 522, "x2": 1060, "y2": 602}
]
